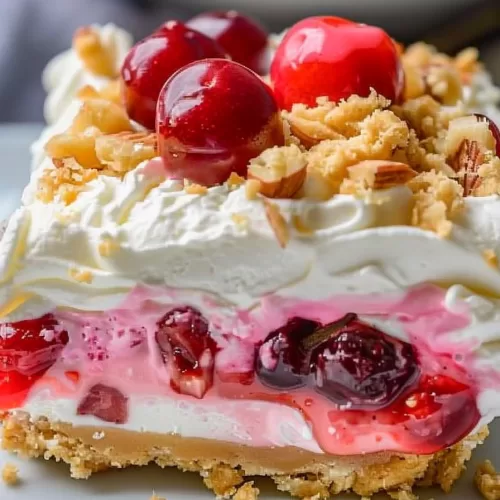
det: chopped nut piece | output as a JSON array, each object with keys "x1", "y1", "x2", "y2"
[
  {"x1": 245, "y1": 179, "x2": 261, "y2": 200},
  {"x1": 2, "y1": 463, "x2": 19, "y2": 486},
  {"x1": 46, "y1": 133, "x2": 102, "y2": 169},
  {"x1": 248, "y1": 145, "x2": 307, "y2": 198},
  {"x1": 77, "y1": 81, "x2": 122, "y2": 107},
  {"x1": 227, "y1": 172, "x2": 246, "y2": 188},
  {"x1": 408, "y1": 171, "x2": 464, "y2": 238},
  {"x1": 73, "y1": 27, "x2": 116, "y2": 78},
  {"x1": 446, "y1": 116, "x2": 496, "y2": 158},
  {"x1": 69, "y1": 268, "x2": 93, "y2": 284},
  {"x1": 425, "y1": 64, "x2": 462, "y2": 105},
  {"x1": 264, "y1": 200, "x2": 289, "y2": 248},
  {"x1": 347, "y1": 160, "x2": 417, "y2": 190},
  {"x1": 71, "y1": 99, "x2": 132, "y2": 135},
  {"x1": 476, "y1": 460, "x2": 500, "y2": 500},
  {"x1": 95, "y1": 132, "x2": 158, "y2": 174}
]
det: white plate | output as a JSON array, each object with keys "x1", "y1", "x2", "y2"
[{"x1": 0, "y1": 125, "x2": 493, "y2": 499}]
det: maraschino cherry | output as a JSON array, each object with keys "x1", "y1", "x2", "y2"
[
  {"x1": 271, "y1": 16, "x2": 405, "y2": 110},
  {"x1": 121, "y1": 21, "x2": 228, "y2": 130},
  {"x1": 187, "y1": 11, "x2": 269, "y2": 74},
  {"x1": 156, "y1": 58, "x2": 284, "y2": 186}
]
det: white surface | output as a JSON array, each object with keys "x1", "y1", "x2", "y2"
[{"x1": 0, "y1": 125, "x2": 494, "y2": 498}]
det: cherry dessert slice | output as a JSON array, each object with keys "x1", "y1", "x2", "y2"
[
  {"x1": 157, "y1": 58, "x2": 284, "y2": 186},
  {"x1": 121, "y1": 21, "x2": 228, "y2": 130},
  {"x1": 271, "y1": 16, "x2": 404, "y2": 110},
  {"x1": 187, "y1": 11, "x2": 269, "y2": 74}
]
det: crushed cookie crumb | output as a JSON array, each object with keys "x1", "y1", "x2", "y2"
[
  {"x1": 227, "y1": 172, "x2": 246, "y2": 188},
  {"x1": 233, "y1": 481, "x2": 260, "y2": 500},
  {"x1": 184, "y1": 181, "x2": 208, "y2": 195},
  {"x1": 2, "y1": 463, "x2": 19, "y2": 486},
  {"x1": 203, "y1": 464, "x2": 244, "y2": 497},
  {"x1": 408, "y1": 171, "x2": 464, "y2": 238},
  {"x1": 483, "y1": 249, "x2": 499, "y2": 269},
  {"x1": 231, "y1": 213, "x2": 249, "y2": 229},
  {"x1": 69, "y1": 268, "x2": 94, "y2": 284},
  {"x1": 476, "y1": 461, "x2": 500, "y2": 500},
  {"x1": 98, "y1": 237, "x2": 120, "y2": 257}
]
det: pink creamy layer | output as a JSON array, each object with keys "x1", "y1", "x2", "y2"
[{"x1": 26, "y1": 284, "x2": 485, "y2": 455}]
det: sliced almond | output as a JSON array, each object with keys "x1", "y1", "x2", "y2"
[
  {"x1": 347, "y1": 160, "x2": 417, "y2": 190},
  {"x1": 263, "y1": 200, "x2": 289, "y2": 249},
  {"x1": 248, "y1": 145, "x2": 307, "y2": 198},
  {"x1": 446, "y1": 116, "x2": 496, "y2": 158}
]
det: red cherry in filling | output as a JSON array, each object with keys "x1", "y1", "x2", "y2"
[
  {"x1": 156, "y1": 307, "x2": 217, "y2": 399},
  {"x1": 157, "y1": 58, "x2": 284, "y2": 186},
  {"x1": 257, "y1": 313, "x2": 419, "y2": 410},
  {"x1": 0, "y1": 314, "x2": 69, "y2": 410},
  {"x1": 77, "y1": 384, "x2": 129, "y2": 424},
  {"x1": 187, "y1": 11, "x2": 269, "y2": 74},
  {"x1": 270, "y1": 16, "x2": 405, "y2": 110},
  {"x1": 121, "y1": 21, "x2": 228, "y2": 130},
  {"x1": 475, "y1": 113, "x2": 500, "y2": 157}
]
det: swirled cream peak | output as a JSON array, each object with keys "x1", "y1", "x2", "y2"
[{"x1": 43, "y1": 23, "x2": 132, "y2": 126}]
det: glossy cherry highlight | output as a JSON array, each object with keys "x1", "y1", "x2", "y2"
[
  {"x1": 121, "y1": 21, "x2": 228, "y2": 130},
  {"x1": 271, "y1": 16, "x2": 405, "y2": 110},
  {"x1": 187, "y1": 11, "x2": 269, "y2": 74},
  {"x1": 157, "y1": 58, "x2": 285, "y2": 186}
]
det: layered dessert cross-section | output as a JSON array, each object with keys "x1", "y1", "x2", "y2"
[{"x1": 2, "y1": 12, "x2": 500, "y2": 499}]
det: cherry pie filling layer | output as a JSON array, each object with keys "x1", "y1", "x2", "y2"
[{"x1": 0, "y1": 284, "x2": 483, "y2": 456}]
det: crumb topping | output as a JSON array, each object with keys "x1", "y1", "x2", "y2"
[
  {"x1": 1, "y1": 463, "x2": 19, "y2": 486},
  {"x1": 36, "y1": 30, "x2": 500, "y2": 240},
  {"x1": 476, "y1": 460, "x2": 500, "y2": 500}
]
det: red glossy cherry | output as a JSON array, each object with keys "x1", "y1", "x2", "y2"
[
  {"x1": 157, "y1": 58, "x2": 285, "y2": 186},
  {"x1": 271, "y1": 16, "x2": 405, "y2": 110},
  {"x1": 121, "y1": 21, "x2": 228, "y2": 130},
  {"x1": 187, "y1": 11, "x2": 269, "y2": 74}
]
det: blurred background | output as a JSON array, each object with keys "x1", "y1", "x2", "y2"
[{"x1": 0, "y1": 0, "x2": 498, "y2": 122}]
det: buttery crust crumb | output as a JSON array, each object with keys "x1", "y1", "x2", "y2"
[
  {"x1": 2, "y1": 462, "x2": 19, "y2": 486},
  {"x1": 233, "y1": 482, "x2": 260, "y2": 500},
  {"x1": 475, "y1": 460, "x2": 500, "y2": 500}
]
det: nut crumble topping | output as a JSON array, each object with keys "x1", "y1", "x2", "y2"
[
  {"x1": 1, "y1": 463, "x2": 19, "y2": 486},
  {"x1": 476, "y1": 460, "x2": 500, "y2": 500}
]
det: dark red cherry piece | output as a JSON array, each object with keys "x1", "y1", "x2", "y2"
[
  {"x1": 0, "y1": 314, "x2": 68, "y2": 410},
  {"x1": 156, "y1": 307, "x2": 217, "y2": 398},
  {"x1": 187, "y1": 11, "x2": 269, "y2": 74},
  {"x1": 77, "y1": 384, "x2": 129, "y2": 424},
  {"x1": 0, "y1": 314, "x2": 68, "y2": 376},
  {"x1": 121, "y1": 21, "x2": 228, "y2": 130},
  {"x1": 271, "y1": 16, "x2": 404, "y2": 110},
  {"x1": 257, "y1": 314, "x2": 419, "y2": 409},
  {"x1": 475, "y1": 113, "x2": 500, "y2": 157},
  {"x1": 157, "y1": 59, "x2": 284, "y2": 186}
]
